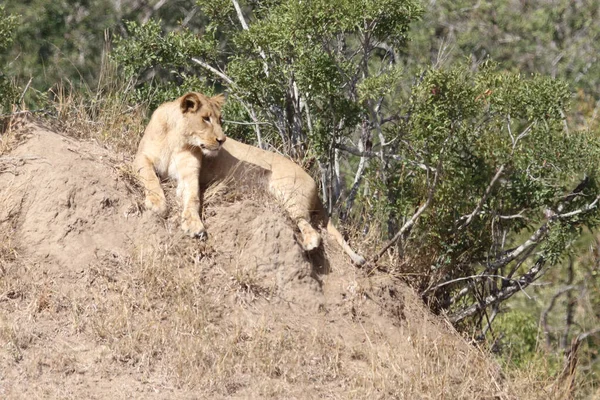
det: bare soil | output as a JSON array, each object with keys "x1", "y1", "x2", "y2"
[{"x1": 0, "y1": 122, "x2": 543, "y2": 399}]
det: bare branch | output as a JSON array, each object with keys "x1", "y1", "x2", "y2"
[
  {"x1": 223, "y1": 119, "x2": 271, "y2": 126},
  {"x1": 481, "y1": 306, "x2": 499, "y2": 337},
  {"x1": 423, "y1": 273, "x2": 534, "y2": 298},
  {"x1": 191, "y1": 57, "x2": 233, "y2": 85},
  {"x1": 576, "y1": 327, "x2": 600, "y2": 342},
  {"x1": 142, "y1": 0, "x2": 170, "y2": 23},
  {"x1": 231, "y1": 0, "x2": 269, "y2": 77},
  {"x1": 507, "y1": 115, "x2": 534, "y2": 152},
  {"x1": 344, "y1": 120, "x2": 370, "y2": 212},
  {"x1": 556, "y1": 195, "x2": 600, "y2": 218},
  {"x1": 458, "y1": 164, "x2": 505, "y2": 230},
  {"x1": 541, "y1": 284, "x2": 578, "y2": 348},
  {"x1": 487, "y1": 220, "x2": 549, "y2": 271},
  {"x1": 333, "y1": 142, "x2": 432, "y2": 171},
  {"x1": 235, "y1": 100, "x2": 264, "y2": 148},
  {"x1": 371, "y1": 152, "x2": 443, "y2": 263},
  {"x1": 488, "y1": 191, "x2": 600, "y2": 271},
  {"x1": 231, "y1": 0, "x2": 250, "y2": 30},
  {"x1": 498, "y1": 212, "x2": 528, "y2": 220},
  {"x1": 449, "y1": 257, "x2": 546, "y2": 323}
]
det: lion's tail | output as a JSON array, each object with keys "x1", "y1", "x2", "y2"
[{"x1": 316, "y1": 202, "x2": 366, "y2": 266}]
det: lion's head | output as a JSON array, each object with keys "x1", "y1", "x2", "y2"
[{"x1": 179, "y1": 92, "x2": 226, "y2": 156}]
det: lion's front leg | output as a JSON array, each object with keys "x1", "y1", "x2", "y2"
[
  {"x1": 135, "y1": 153, "x2": 168, "y2": 217},
  {"x1": 297, "y1": 218, "x2": 321, "y2": 251},
  {"x1": 173, "y1": 151, "x2": 206, "y2": 239}
]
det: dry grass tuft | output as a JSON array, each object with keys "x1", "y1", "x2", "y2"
[{"x1": 48, "y1": 59, "x2": 147, "y2": 154}]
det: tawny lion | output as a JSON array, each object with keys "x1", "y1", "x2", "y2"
[{"x1": 134, "y1": 92, "x2": 365, "y2": 265}]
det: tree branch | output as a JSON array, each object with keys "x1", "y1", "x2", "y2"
[
  {"x1": 487, "y1": 191, "x2": 600, "y2": 272},
  {"x1": 458, "y1": 164, "x2": 505, "y2": 230},
  {"x1": 449, "y1": 257, "x2": 546, "y2": 323},
  {"x1": 231, "y1": 0, "x2": 269, "y2": 77},
  {"x1": 541, "y1": 284, "x2": 578, "y2": 348},
  {"x1": 371, "y1": 153, "x2": 443, "y2": 263},
  {"x1": 343, "y1": 121, "x2": 370, "y2": 213},
  {"x1": 333, "y1": 142, "x2": 432, "y2": 171},
  {"x1": 191, "y1": 57, "x2": 233, "y2": 85}
]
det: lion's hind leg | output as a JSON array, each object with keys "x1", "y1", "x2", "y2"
[{"x1": 268, "y1": 170, "x2": 322, "y2": 251}]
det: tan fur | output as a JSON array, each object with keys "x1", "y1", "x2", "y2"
[{"x1": 135, "y1": 92, "x2": 365, "y2": 265}]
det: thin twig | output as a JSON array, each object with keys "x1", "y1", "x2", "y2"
[
  {"x1": 223, "y1": 119, "x2": 271, "y2": 126},
  {"x1": 423, "y1": 273, "x2": 533, "y2": 298},
  {"x1": 18, "y1": 78, "x2": 33, "y2": 105}
]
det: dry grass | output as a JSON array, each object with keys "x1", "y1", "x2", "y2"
[
  {"x1": 0, "y1": 177, "x2": 567, "y2": 398},
  {"x1": 47, "y1": 59, "x2": 147, "y2": 154},
  {"x1": 75, "y1": 236, "x2": 507, "y2": 398}
]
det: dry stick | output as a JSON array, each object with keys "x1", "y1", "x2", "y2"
[{"x1": 18, "y1": 77, "x2": 33, "y2": 105}]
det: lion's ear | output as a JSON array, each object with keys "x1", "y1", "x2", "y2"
[
  {"x1": 210, "y1": 94, "x2": 226, "y2": 109},
  {"x1": 180, "y1": 93, "x2": 202, "y2": 113}
]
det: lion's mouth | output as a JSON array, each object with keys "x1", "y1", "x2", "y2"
[{"x1": 200, "y1": 145, "x2": 222, "y2": 156}]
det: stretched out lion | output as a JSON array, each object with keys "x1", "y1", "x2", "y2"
[{"x1": 134, "y1": 92, "x2": 365, "y2": 265}]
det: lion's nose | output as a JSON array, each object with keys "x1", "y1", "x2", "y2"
[{"x1": 217, "y1": 137, "x2": 226, "y2": 145}]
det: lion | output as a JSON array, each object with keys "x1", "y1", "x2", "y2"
[{"x1": 134, "y1": 92, "x2": 365, "y2": 265}]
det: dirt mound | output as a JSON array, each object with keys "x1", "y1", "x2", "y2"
[{"x1": 0, "y1": 123, "x2": 533, "y2": 399}]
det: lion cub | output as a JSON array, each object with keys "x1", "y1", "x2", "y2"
[{"x1": 135, "y1": 92, "x2": 365, "y2": 265}]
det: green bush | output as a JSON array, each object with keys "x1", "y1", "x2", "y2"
[{"x1": 0, "y1": 6, "x2": 18, "y2": 113}]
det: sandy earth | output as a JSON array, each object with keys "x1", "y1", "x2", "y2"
[{"x1": 0, "y1": 123, "x2": 521, "y2": 399}]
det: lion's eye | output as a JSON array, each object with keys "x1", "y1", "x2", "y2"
[{"x1": 202, "y1": 116, "x2": 211, "y2": 123}]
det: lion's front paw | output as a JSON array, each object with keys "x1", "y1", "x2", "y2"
[
  {"x1": 181, "y1": 217, "x2": 207, "y2": 240},
  {"x1": 297, "y1": 219, "x2": 321, "y2": 251},
  {"x1": 301, "y1": 231, "x2": 321, "y2": 251},
  {"x1": 145, "y1": 194, "x2": 168, "y2": 217}
]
